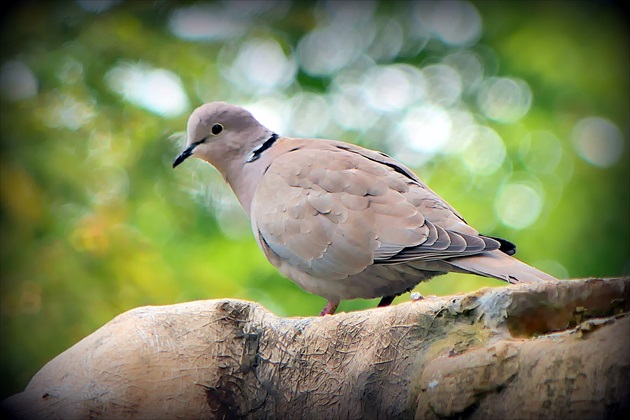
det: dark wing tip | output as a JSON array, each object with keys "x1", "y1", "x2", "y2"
[{"x1": 485, "y1": 235, "x2": 517, "y2": 256}]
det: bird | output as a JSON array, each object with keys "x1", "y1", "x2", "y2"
[{"x1": 173, "y1": 102, "x2": 557, "y2": 316}]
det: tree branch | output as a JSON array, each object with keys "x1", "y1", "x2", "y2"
[{"x1": 2, "y1": 278, "x2": 629, "y2": 419}]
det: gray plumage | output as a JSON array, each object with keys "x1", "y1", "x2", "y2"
[{"x1": 173, "y1": 102, "x2": 557, "y2": 315}]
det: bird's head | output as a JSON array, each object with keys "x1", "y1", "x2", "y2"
[{"x1": 172, "y1": 102, "x2": 274, "y2": 171}]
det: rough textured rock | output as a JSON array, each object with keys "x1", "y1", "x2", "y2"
[{"x1": 2, "y1": 278, "x2": 629, "y2": 419}]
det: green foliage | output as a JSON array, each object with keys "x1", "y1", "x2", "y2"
[{"x1": 1, "y1": 0, "x2": 628, "y2": 399}]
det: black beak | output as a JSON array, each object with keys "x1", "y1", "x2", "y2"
[{"x1": 172, "y1": 143, "x2": 197, "y2": 168}]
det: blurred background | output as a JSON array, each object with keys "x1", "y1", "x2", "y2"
[{"x1": 1, "y1": 0, "x2": 628, "y2": 399}]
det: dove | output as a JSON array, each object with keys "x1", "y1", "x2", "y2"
[{"x1": 173, "y1": 102, "x2": 557, "y2": 315}]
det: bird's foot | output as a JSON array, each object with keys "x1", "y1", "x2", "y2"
[
  {"x1": 320, "y1": 301, "x2": 339, "y2": 316},
  {"x1": 377, "y1": 295, "x2": 396, "y2": 307},
  {"x1": 410, "y1": 292, "x2": 425, "y2": 302}
]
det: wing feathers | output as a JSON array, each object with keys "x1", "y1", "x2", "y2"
[
  {"x1": 449, "y1": 250, "x2": 557, "y2": 283},
  {"x1": 253, "y1": 141, "x2": 510, "y2": 281},
  {"x1": 377, "y1": 229, "x2": 500, "y2": 263}
]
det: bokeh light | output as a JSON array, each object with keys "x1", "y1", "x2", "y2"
[
  {"x1": 298, "y1": 28, "x2": 364, "y2": 77},
  {"x1": 168, "y1": 4, "x2": 248, "y2": 41},
  {"x1": 423, "y1": 64, "x2": 463, "y2": 107},
  {"x1": 477, "y1": 77, "x2": 532, "y2": 123},
  {"x1": 105, "y1": 63, "x2": 189, "y2": 117},
  {"x1": 460, "y1": 126, "x2": 506, "y2": 175},
  {"x1": 442, "y1": 50, "x2": 485, "y2": 93},
  {"x1": 413, "y1": 1, "x2": 482, "y2": 46},
  {"x1": 43, "y1": 94, "x2": 95, "y2": 130},
  {"x1": 245, "y1": 96, "x2": 292, "y2": 134},
  {"x1": 363, "y1": 65, "x2": 420, "y2": 113},
  {"x1": 396, "y1": 105, "x2": 452, "y2": 161},
  {"x1": 227, "y1": 38, "x2": 297, "y2": 94},
  {"x1": 288, "y1": 92, "x2": 331, "y2": 137},
  {"x1": 495, "y1": 181, "x2": 544, "y2": 230},
  {"x1": 572, "y1": 117, "x2": 624, "y2": 168},
  {"x1": 0, "y1": 60, "x2": 38, "y2": 101}
]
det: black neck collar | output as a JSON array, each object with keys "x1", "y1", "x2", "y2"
[{"x1": 246, "y1": 133, "x2": 278, "y2": 163}]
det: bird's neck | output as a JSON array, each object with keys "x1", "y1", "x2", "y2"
[{"x1": 225, "y1": 133, "x2": 279, "y2": 216}]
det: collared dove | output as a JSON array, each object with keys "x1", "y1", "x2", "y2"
[{"x1": 173, "y1": 102, "x2": 557, "y2": 315}]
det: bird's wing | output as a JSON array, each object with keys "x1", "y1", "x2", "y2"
[{"x1": 250, "y1": 139, "x2": 499, "y2": 280}]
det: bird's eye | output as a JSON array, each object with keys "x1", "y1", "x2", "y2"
[{"x1": 211, "y1": 123, "x2": 223, "y2": 135}]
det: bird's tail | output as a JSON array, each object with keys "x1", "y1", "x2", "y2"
[{"x1": 448, "y1": 250, "x2": 558, "y2": 284}]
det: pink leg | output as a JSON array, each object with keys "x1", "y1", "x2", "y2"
[{"x1": 320, "y1": 300, "x2": 339, "y2": 316}]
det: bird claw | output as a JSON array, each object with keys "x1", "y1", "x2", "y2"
[{"x1": 410, "y1": 292, "x2": 425, "y2": 302}]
